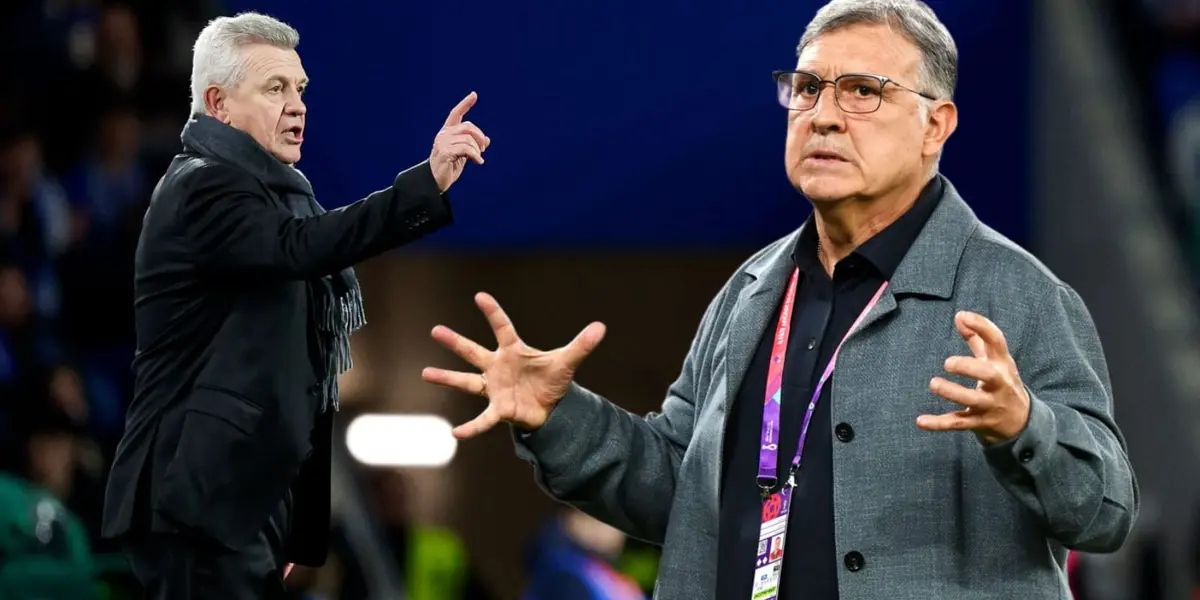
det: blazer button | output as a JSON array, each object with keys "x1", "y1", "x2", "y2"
[
  {"x1": 1019, "y1": 449, "x2": 1035, "y2": 463},
  {"x1": 834, "y1": 423, "x2": 854, "y2": 443},
  {"x1": 844, "y1": 551, "x2": 865, "y2": 572}
]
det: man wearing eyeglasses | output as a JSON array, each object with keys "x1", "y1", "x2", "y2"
[{"x1": 422, "y1": 1, "x2": 1138, "y2": 599}]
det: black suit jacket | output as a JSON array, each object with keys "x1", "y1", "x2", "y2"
[{"x1": 101, "y1": 153, "x2": 452, "y2": 565}]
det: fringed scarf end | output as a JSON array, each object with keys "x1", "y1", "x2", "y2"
[
  {"x1": 316, "y1": 283, "x2": 367, "y2": 414},
  {"x1": 321, "y1": 377, "x2": 340, "y2": 413}
]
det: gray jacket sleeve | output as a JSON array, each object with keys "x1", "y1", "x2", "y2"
[
  {"x1": 983, "y1": 283, "x2": 1139, "y2": 553},
  {"x1": 511, "y1": 287, "x2": 729, "y2": 544}
]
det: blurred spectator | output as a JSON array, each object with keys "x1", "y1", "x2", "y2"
[
  {"x1": 19, "y1": 395, "x2": 108, "y2": 549},
  {"x1": 0, "y1": 259, "x2": 44, "y2": 385},
  {"x1": 0, "y1": 471, "x2": 97, "y2": 598},
  {"x1": 615, "y1": 538, "x2": 661, "y2": 596},
  {"x1": 36, "y1": 1, "x2": 147, "y2": 173},
  {"x1": 283, "y1": 565, "x2": 338, "y2": 600},
  {"x1": 0, "y1": 257, "x2": 64, "y2": 459},
  {"x1": 123, "y1": 0, "x2": 220, "y2": 166},
  {"x1": 93, "y1": 2, "x2": 142, "y2": 93},
  {"x1": 332, "y1": 469, "x2": 495, "y2": 600},
  {"x1": 25, "y1": 409, "x2": 83, "y2": 500},
  {"x1": 522, "y1": 508, "x2": 646, "y2": 600},
  {"x1": 48, "y1": 362, "x2": 89, "y2": 424},
  {"x1": 55, "y1": 95, "x2": 148, "y2": 441},
  {"x1": 0, "y1": 126, "x2": 71, "y2": 321},
  {"x1": 1148, "y1": 4, "x2": 1200, "y2": 267},
  {"x1": 1109, "y1": 0, "x2": 1200, "y2": 270},
  {"x1": 1, "y1": 0, "x2": 102, "y2": 94},
  {"x1": 61, "y1": 98, "x2": 146, "y2": 252}
]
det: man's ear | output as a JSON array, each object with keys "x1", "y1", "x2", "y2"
[
  {"x1": 203, "y1": 86, "x2": 229, "y2": 123},
  {"x1": 922, "y1": 99, "x2": 958, "y2": 160}
]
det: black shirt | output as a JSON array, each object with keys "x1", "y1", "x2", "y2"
[{"x1": 715, "y1": 176, "x2": 944, "y2": 600}]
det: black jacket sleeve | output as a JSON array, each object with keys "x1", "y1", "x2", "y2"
[{"x1": 178, "y1": 159, "x2": 451, "y2": 278}]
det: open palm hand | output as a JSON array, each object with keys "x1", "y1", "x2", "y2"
[{"x1": 422, "y1": 293, "x2": 606, "y2": 439}]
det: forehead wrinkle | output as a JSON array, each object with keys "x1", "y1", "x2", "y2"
[{"x1": 243, "y1": 47, "x2": 304, "y2": 79}]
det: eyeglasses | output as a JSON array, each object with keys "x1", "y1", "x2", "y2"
[{"x1": 772, "y1": 70, "x2": 937, "y2": 114}]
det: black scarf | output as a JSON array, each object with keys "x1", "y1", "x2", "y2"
[{"x1": 180, "y1": 114, "x2": 364, "y2": 412}]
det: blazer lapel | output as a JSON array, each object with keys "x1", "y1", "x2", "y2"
[
  {"x1": 841, "y1": 179, "x2": 980, "y2": 344},
  {"x1": 723, "y1": 228, "x2": 803, "y2": 412},
  {"x1": 711, "y1": 228, "x2": 799, "y2": 503},
  {"x1": 849, "y1": 286, "x2": 899, "y2": 338}
]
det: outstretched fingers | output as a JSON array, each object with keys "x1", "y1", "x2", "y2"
[
  {"x1": 560, "y1": 321, "x2": 607, "y2": 369},
  {"x1": 475, "y1": 292, "x2": 520, "y2": 347},
  {"x1": 430, "y1": 325, "x2": 492, "y2": 370},
  {"x1": 453, "y1": 405, "x2": 503, "y2": 439},
  {"x1": 421, "y1": 367, "x2": 486, "y2": 397}
]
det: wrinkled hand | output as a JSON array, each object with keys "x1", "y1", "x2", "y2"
[
  {"x1": 916, "y1": 311, "x2": 1032, "y2": 445},
  {"x1": 422, "y1": 293, "x2": 607, "y2": 439},
  {"x1": 429, "y1": 92, "x2": 490, "y2": 192}
]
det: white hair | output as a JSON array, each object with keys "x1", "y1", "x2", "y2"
[{"x1": 189, "y1": 12, "x2": 300, "y2": 116}]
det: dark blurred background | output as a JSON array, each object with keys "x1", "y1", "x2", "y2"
[{"x1": 0, "y1": 0, "x2": 1197, "y2": 598}]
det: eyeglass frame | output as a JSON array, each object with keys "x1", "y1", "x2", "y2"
[{"x1": 772, "y1": 70, "x2": 938, "y2": 114}]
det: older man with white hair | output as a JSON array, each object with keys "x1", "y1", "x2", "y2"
[
  {"x1": 423, "y1": 1, "x2": 1137, "y2": 598},
  {"x1": 101, "y1": 11, "x2": 488, "y2": 599}
]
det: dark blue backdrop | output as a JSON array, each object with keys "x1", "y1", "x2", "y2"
[{"x1": 226, "y1": 0, "x2": 1031, "y2": 250}]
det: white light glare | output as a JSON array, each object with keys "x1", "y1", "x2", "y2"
[{"x1": 345, "y1": 414, "x2": 457, "y2": 467}]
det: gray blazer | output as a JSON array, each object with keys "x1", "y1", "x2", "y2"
[{"x1": 513, "y1": 178, "x2": 1138, "y2": 600}]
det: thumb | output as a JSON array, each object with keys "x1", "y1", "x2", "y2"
[{"x1": 560, "y1": 321, "x2": 607, "y2": 369}]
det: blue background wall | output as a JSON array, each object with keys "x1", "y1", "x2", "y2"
[{"x1": 226, "y1": 0, "x2": 1031, "y2": 250}]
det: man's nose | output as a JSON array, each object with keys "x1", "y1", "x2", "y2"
[
  {"x1": 286, "y1": 98, "x2": 306, "y2": 116},
  {"x1": 810, "y1": 88, "x2": 844, "y2": 133}
]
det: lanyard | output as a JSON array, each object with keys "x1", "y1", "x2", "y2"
[{"x1": 756, "y1": 268, "x2": 888, "y2": 498}]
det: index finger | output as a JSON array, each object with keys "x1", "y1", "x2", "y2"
[
  {"x1": 431, "y1": 325, "x2": 493, "y2": 370},
  {"x1": 956, "y1": 311, "x2": 1010, "y2": 358},
  {"x1": 444, "y1": 91, "x2": 478, "y2": 128},
  {"x1": 953, "y1": 316, "x2": 988, "y2": 359},
  {"x1": 475, "y1": 292, "x2": 520, "y2": 347}
]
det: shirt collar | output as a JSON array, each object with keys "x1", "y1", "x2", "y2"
[{"x1": 792, "y1": 174, "x2": 945, "y2": 279}]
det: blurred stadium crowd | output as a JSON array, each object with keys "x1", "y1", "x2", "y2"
[
  {"x1": 0, "y1": 0, "x2": 1197, "y2": 598},
  {"x1": 1113, "y1": 0, "x2": 1200, "y2": 282}
]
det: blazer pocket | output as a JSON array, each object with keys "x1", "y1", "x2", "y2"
[
  {"x1": 157, "y1": 385, "x2": 283, "y2": 549},
  {"x1": 188, "y1": 384, "x2": 265, "y2": 435}
]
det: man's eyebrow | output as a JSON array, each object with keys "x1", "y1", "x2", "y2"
[{"x1": 266, "y1": 75, "x2": 309, "y2": 87}]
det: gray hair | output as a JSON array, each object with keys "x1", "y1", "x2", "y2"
[
  {"x1": 798, "y1": 0, "x2": 957, "y2": 170},
  {"x1": 189, "y1": 12, "x2": 300, "y2": 115},
  {"x1": 798, "y1": 0, "x2": 957, "y2": 103}
]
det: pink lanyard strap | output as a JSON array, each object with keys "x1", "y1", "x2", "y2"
[{"x1": 756, "y1": 267, "x2": 888, "y2": 496}]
